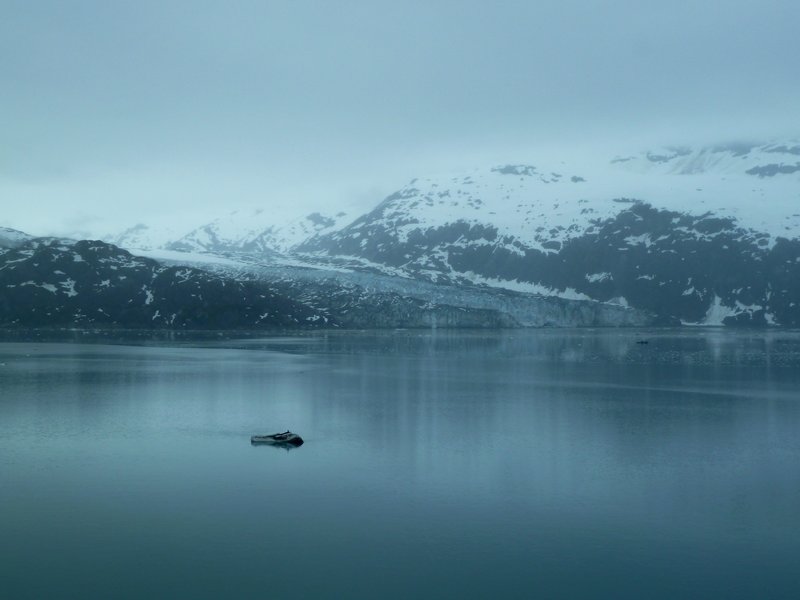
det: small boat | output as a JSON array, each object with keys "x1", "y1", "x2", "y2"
[{"x1": 250, "y1": 431, "x2": 304, "y2": 447}]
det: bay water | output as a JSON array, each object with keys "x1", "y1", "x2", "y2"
[{"x1": 1, "y1": 330, "x2": 799, "y2": 598}]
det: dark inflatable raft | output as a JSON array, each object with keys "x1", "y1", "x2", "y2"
[{"x1": 250, "y1": 431, "x2": 304, "y2": 447}]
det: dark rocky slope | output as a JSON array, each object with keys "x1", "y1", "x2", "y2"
[{"x1": 0, "y1": 239, "x2": 322, "y2": 329}]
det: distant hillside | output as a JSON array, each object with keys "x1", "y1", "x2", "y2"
[{"x1": 0, "y1": 238, "x2": 323, "y2": 329}]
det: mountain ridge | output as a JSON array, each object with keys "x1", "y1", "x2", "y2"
[
  {"x1": 107, "y1": 140, "x2": 800, "y2": 257},
  {"x1": 10, "y1": 139, "x2": 800, "y2": 328}
]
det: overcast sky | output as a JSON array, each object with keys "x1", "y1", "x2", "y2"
[{"x1": 2, "y1": 0, "x2": 799, "y2": 237}]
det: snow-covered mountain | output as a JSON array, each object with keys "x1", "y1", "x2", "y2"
[
  {"x1": 108, "y1": 223, "x2": 190, "y2": 251},
  {"x1": 296, "y1": 141, "x2": 800, "y2": 326},
  {"x1": 0, "y1": 227, "x2": 34, "y2": 249},
  {"x1": 110, "y1": 141, "x2": 800, "y2": 254},
  {"x1": 95, "y1": 139, "x2": 800, "y2": 327},
  {"x1": 164, "y1": 209, "x2": 352, "y2": 255},
  {"x1": 107, "y1": 208, "x2": 353, "y2": 256},
  {"x1": 300, "y1": 141, "x2": 800, "y2": 255}
]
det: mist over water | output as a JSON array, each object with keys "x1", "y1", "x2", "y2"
[{"x1": 1, "y1": 330, "x2": 799, "y2": 599}]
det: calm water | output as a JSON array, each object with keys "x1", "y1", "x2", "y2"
[{"x1": 1, "y1": 330, "x2": 799, "y2": 599}]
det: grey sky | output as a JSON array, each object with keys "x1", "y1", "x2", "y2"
[{"x1": 2, "y1": 0, "x2": 799, "y2": 237}]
